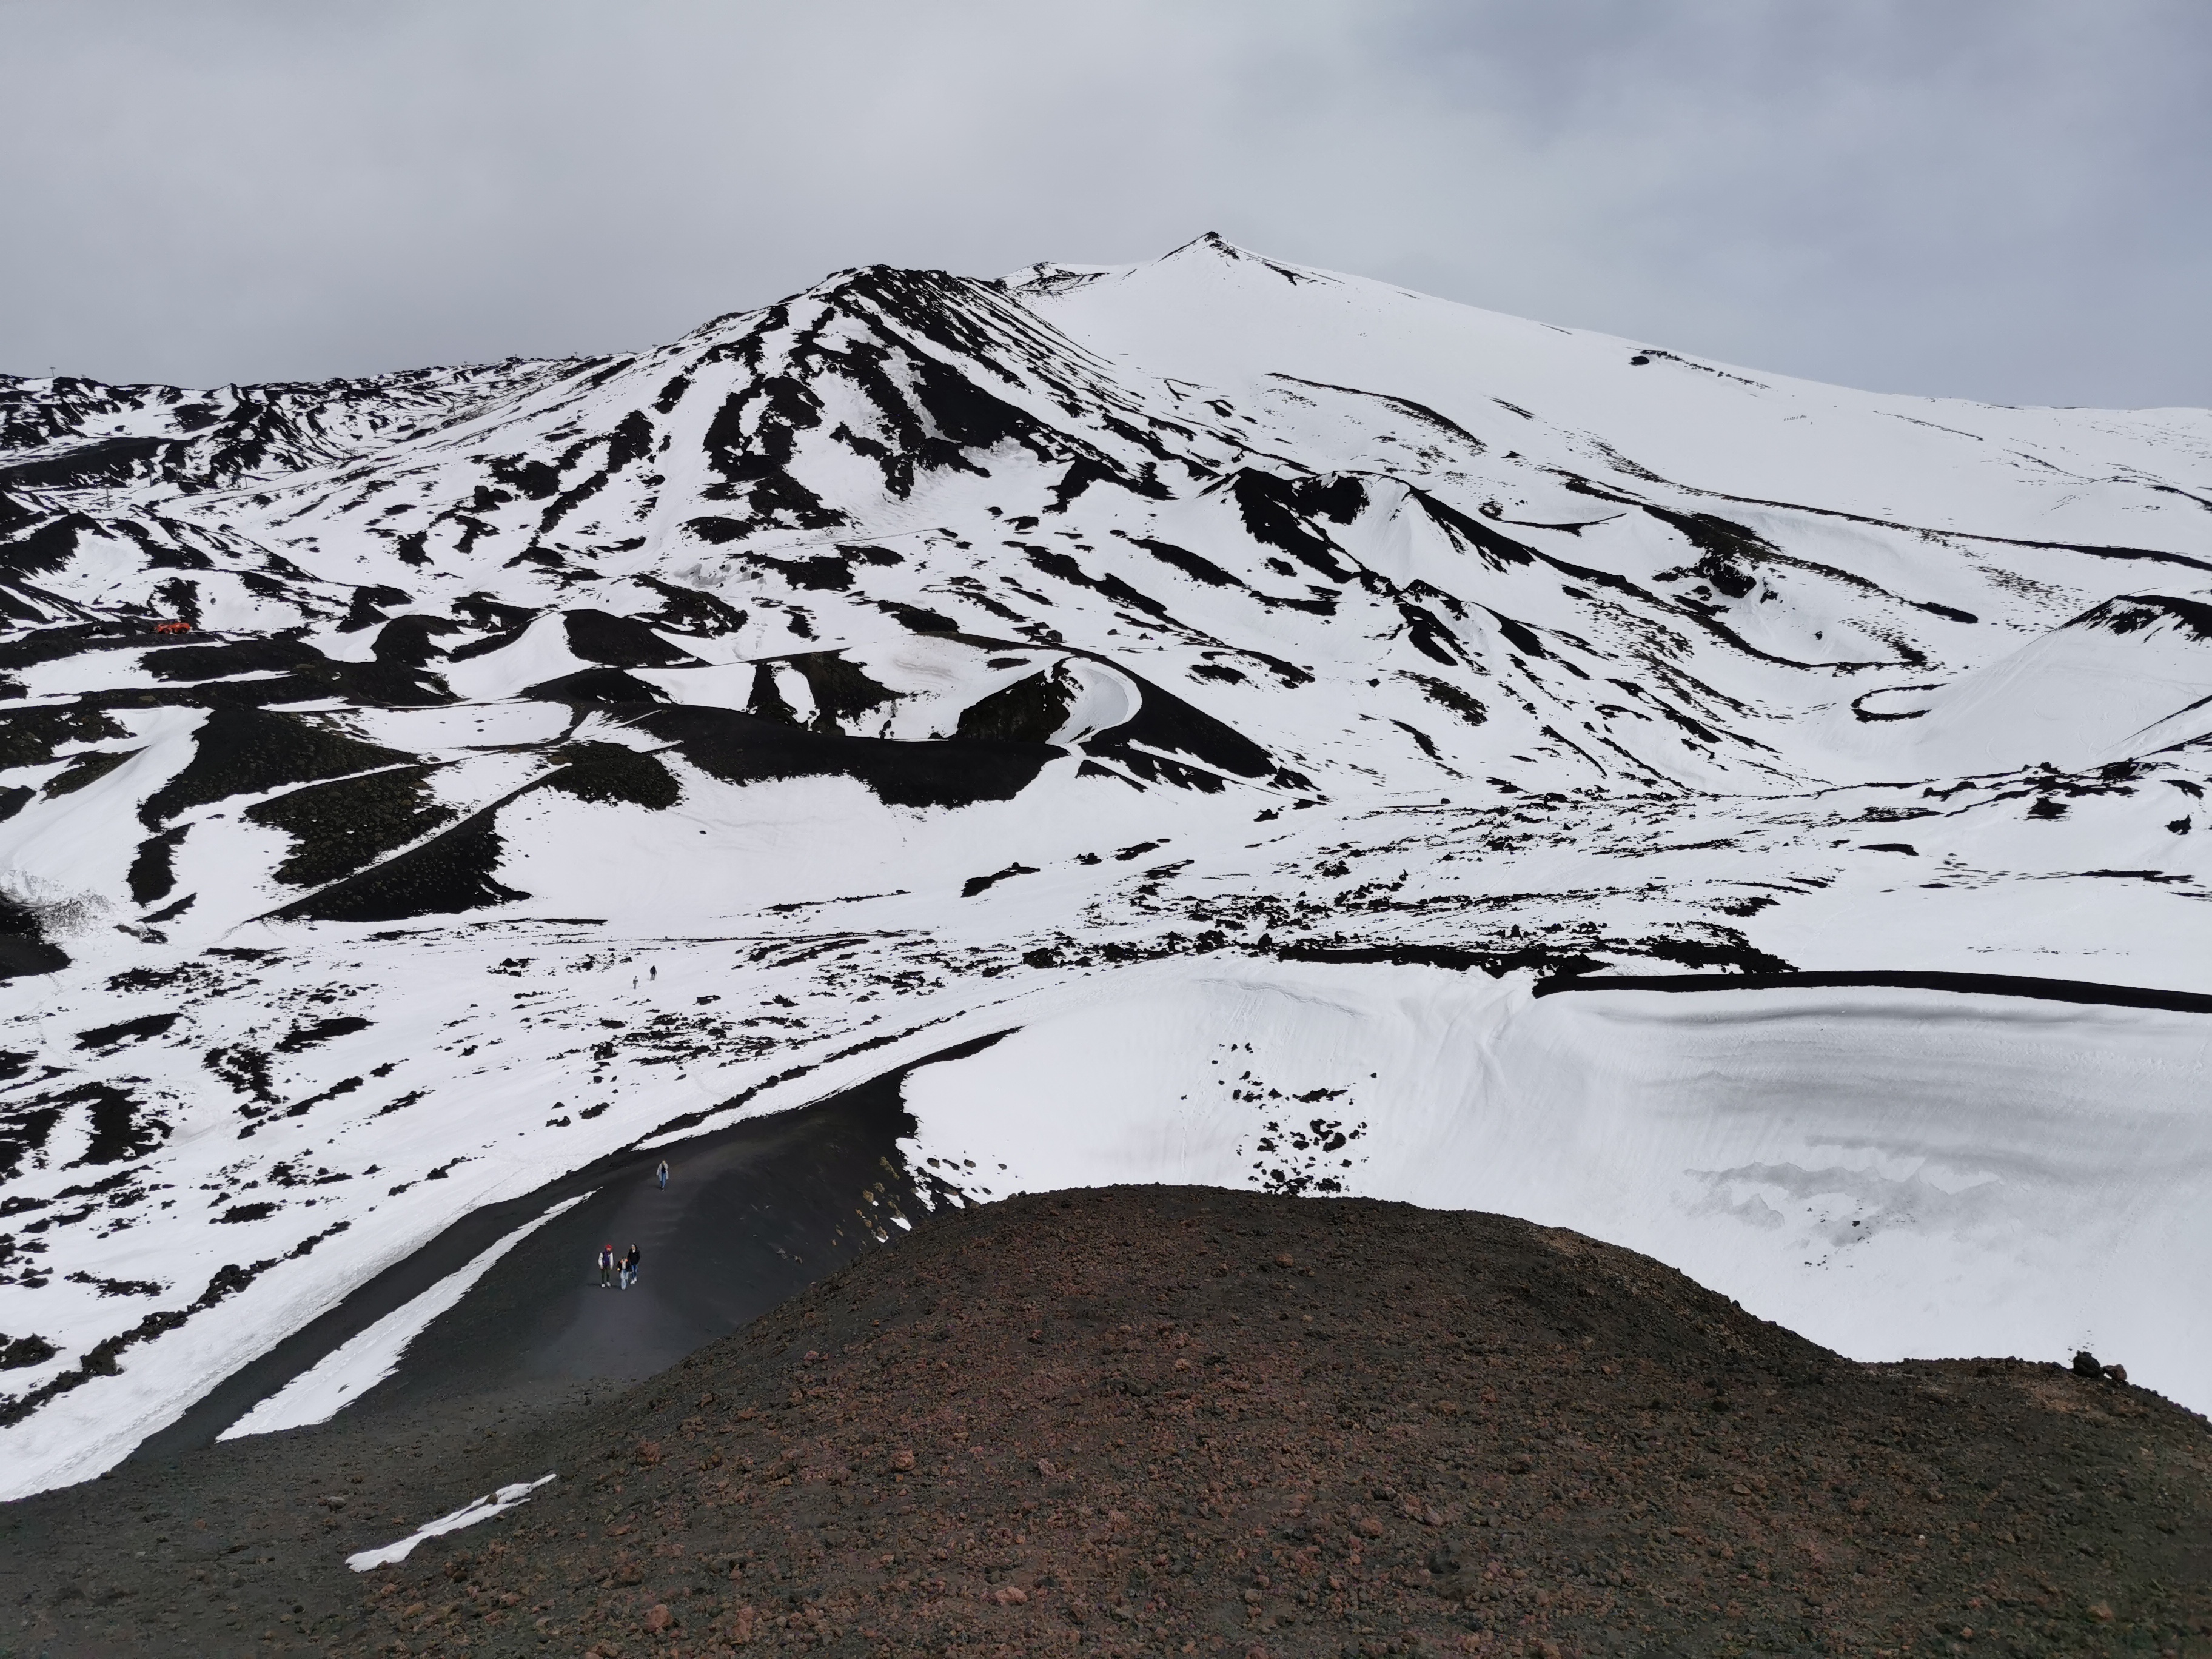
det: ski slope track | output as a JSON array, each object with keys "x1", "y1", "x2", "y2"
[{"x1": 0, "y1": 233, "x2": 2208, "y2": 1498}]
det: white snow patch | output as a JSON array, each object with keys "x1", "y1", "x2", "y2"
[
  {"x1": 218, "y1": 1192, "x2": 592, "y2": 1441},
  {"x1": 346, "y1": 1473, "x2": 558, "y2": 1572}
]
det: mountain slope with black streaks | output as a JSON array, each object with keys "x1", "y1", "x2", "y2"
[{"x1": 1, "y1": 234, "x2": 2210, "y2": 1497}]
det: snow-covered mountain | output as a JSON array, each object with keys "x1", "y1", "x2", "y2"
[{"x1": 3, "y1": 233, "x2": 2210, "y2": 1496}]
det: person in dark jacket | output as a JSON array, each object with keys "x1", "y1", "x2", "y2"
[
  {"x1": 598, "y1": 1242, "x2": 614, "y2": 1289},
  {"x1": 622, "y1": 1243, "x2": 641, "y2": 1289}
]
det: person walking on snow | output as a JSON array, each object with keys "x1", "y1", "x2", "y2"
[
  {"x1": 598, "y1": 1243, "x2": 614, "y2": 1289},
  {"x1": 657, "y1": 1159, "x2": 669, "y2": 1190}
]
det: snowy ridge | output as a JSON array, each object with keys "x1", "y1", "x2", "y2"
[{"x1": 1, "y1": 234, "x2": 2209, "y2": 1496}]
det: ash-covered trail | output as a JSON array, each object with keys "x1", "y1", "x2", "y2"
[{"x1": 137, "y1": 1037, "x2": 995, "y2": 1463}]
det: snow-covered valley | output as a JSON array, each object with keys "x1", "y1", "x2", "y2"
[{"x1": 2, "y1": 233, "x2": 2209, "y2": 1498}]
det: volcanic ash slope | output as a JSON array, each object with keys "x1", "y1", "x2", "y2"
[
  {"x1": 1, "y1": 234, "x2": 2210, "y2": 1494},
  {"x1": 8, "y1": 1189, "x2": 2205, "y2": 1658}
]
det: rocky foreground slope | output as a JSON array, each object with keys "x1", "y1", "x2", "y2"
[{"x1": 5, "y1": 1188, "x2": 2205, "y2": 1658}]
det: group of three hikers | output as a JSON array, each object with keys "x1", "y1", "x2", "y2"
[
  {"x1": 598, "y1": 1241, "x2": 640, "y2": 1289},
  {"x1": 595, "y1": 1162, "x2": 669, "y2": 1290}
]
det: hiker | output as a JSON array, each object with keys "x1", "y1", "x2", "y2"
[
  {"x1": 598, "y1": 1243, "x2": 614, "y2": 1289},
  {"x1": 622, "y1": 1244, "x2": 642, "y2": 1289},
  {"x1": 657, "y1": 1159, "x2": 669, "y2": 1191}
]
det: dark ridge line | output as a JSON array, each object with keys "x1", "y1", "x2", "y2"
[
  {"x1": 1263, "y1": 374, "x2": 1489, "y2": 454},
  {"x1": 1552, "y1": 468, "x2": 2212, "y2": 575},
  {"x1": 1523, "y1": 536, "x2": 1891, "y2": 679},
  {"x1": 1851, "y1": 682, "x2": 1942, "y2": 723},
  {"x1": 1533, "y1": 968, "x2": 2212, "y2": 1016}
]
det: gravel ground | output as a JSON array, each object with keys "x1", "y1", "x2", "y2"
[{"x1": 4, "y1": 1186, "x2": 2207, "y2": 1658}]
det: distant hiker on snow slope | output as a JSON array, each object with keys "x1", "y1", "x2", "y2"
[{"x1": 657, "y1": 1160, "x2": 669, "y2": 1190}]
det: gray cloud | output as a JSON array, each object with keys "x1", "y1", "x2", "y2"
[{"x1": 2, "y1": 0, "x2": 2205, "y2": 406}]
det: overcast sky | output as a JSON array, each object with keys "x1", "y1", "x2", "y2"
[{"x1": 4, "y1": 0, "x2": 2206, "y2": 407}]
